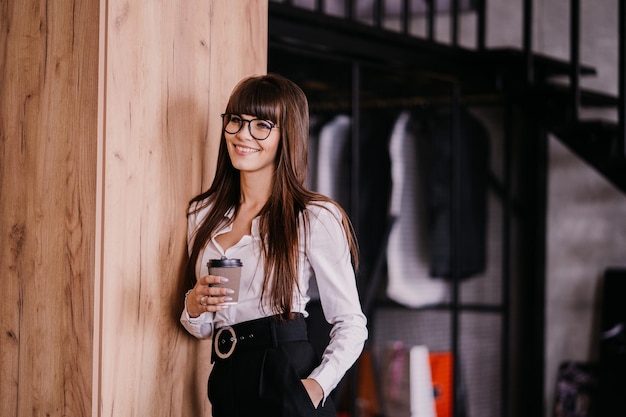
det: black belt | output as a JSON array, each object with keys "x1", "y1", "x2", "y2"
[{"x1": 212, "y1": 314, "x2": 308, "y2": 362}]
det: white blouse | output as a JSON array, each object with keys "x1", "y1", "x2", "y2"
[{"x1": 180, "y1": 199, "x2": 368, "y2": 399}]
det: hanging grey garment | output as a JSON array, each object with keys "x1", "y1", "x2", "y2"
[
  {"x1": 316, "y1": 114, "x2": 351, "y2": 212},
  {"x1": 386, "y1": 111, "x2": 447, "y2": 308},
  {"x1": 418, "y1": 107, "x2": 489, "y2": 279}
]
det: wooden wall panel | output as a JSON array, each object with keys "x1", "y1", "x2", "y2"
[
  {"x1": 0, "y1": 1, "x2": 99, "y2": 416},
  {"x1": 97, "y1": 1, "x2": 267, "y2": 416},
  {"x1": 1, "y1": 0, "x2": 267, "y2": 416}
]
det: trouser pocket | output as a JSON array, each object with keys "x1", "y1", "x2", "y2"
[{"x1": 259, "y1": 341, "x2": 337, "y2": 417}]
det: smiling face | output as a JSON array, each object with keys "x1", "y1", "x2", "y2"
[
  {"x1": 217, "y1": 74, "x2": 309, "y2": 187},
  {"x1": 224, "y1": 113, "x2": 281, "y2": 177}
]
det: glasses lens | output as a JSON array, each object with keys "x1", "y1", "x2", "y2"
[
  {"x1": 223, "y1": 114, "x2": 243, "y2": 134},
  {"x1": 250, "y1": 120, "x2": 274, "y2": 140}
]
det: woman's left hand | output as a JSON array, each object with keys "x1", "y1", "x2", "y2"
[{"x1": 301, "y1": 378, "x2": 324, "y2": 409}]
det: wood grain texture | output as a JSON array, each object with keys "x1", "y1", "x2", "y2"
[
  {"x1": 97, "y1": 1, "x2": 267, "y2": 416},
  {"x1": 1, "y1": 0, "x2": 267, "y2": 416},
  {"x1": 0, "y1": 1, "x2": 99, "y2": 416}
]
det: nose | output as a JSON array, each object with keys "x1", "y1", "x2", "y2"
[{"x1": 235, "y1": 120, "x2": 255, "y2": 140}]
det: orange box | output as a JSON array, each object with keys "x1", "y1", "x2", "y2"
[{"x1": 429, "y1": 352, "x2": 453, "y2": 417}]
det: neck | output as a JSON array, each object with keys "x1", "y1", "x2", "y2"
[{"x1": 239, "y1": 171, "x2": 273, "y2": 208}]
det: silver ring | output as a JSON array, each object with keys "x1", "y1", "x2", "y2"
[{"x1": 200, "y1": 296, "x2": 208, "y2": 306}]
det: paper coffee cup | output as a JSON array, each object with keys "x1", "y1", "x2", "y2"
[{"x1": 207, "y1": 256, "x2": 243, "y2": 305}]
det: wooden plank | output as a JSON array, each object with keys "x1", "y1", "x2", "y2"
[
  {"x1": 1, "y1": 0, "x2": 267, "y2": 416},
  {"x1": 0, "y1": 1, "x2": 99, "y2": 416},
  {"x1": 96, "y1": 1, "x2": 267, "y2": 416}
]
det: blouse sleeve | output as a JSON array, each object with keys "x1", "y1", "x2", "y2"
[
  {"x1": 305, "y1": 203, "x2": 368, "y2": 401},
  {"x1": 179, "y1": 200, "x2": 215, "y2": 339},
  {"x1": 180, "y1": 297, "x2": 214, "y2": 339}
]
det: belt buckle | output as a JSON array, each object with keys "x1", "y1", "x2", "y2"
[{"x1": 214, "y1": 326, "x2": 237, "y2": 359}]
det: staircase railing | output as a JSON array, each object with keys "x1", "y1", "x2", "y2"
[
  {"x1": 618, "y1": 1, "x2": 626, "y2": 158},
  {"x1": 279, "y1": 0, "x2": 625, "y2": 166}
]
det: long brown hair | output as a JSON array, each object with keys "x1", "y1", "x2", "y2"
[{"x1": 185, "y1": 74, "x2": 358, "y2": 319}]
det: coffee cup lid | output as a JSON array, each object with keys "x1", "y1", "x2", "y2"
[{"x1": 208, "y1": 256, "x2": 243, "y2": 267}]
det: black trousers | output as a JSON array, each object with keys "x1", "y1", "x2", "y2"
[{"x1": 208, "y1": 318, "x2": 337, "y2": 417}]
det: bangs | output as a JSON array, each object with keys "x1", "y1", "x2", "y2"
[{"x1": 226, "y1": 78, "x2": 282, "y2": 122}]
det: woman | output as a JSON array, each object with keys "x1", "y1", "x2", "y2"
[{"x1": 180, "y1": 73, "x2": 368, "y2": 416}]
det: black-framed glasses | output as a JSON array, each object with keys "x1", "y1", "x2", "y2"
[{"x1": 220, "y1": 113, "x2": 279, "y2": 141}]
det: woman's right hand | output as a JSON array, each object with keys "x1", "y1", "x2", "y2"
[{"x1": 185, "y1": 275, "x2": 234, "y2": 318}]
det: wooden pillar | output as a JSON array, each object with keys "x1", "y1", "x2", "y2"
[{"x1": 0, "y1": 1, "x2": 267, "y2": 416}]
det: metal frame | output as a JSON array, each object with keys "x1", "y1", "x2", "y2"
[{"x1": 267, "y1": 0, "x2": 626, "y2": 415}]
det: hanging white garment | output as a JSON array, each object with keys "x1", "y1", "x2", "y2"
[
  {"x1": 306, "y1": 114, "x2": 323, "y2": 191},
  {"x1": 386, "y1": 111, "x2": 447, "y2": 307},
  {"x1": 309, "y1": 114, "x2": 351, "y2": 301},
  {"x1": 316, "y1": 114, "x2": 351, "y2": 211}
]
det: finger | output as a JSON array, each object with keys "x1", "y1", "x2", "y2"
[
  {"x1": 202, "y1": 295, "x2": 230, "y2": 311},
  {"x1": 207, "y1": 285, "x2": 235, "y2": 297},
  {"x1": 200, "y1": 274, "x2": 229, "y2": 286},
  {"x1": 194, "y1": 294, "x2": 230, "y2": 314},
  {"x1": 205, "y1": 293, "x2": 234, "y2": 306},
  {"x1": 204, "y1": 304, "x2": 229, "y2": 312}
]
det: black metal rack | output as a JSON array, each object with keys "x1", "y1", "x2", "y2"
[{"x1": 267, "y1": 1, "x2": 626, "y2": 416}]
